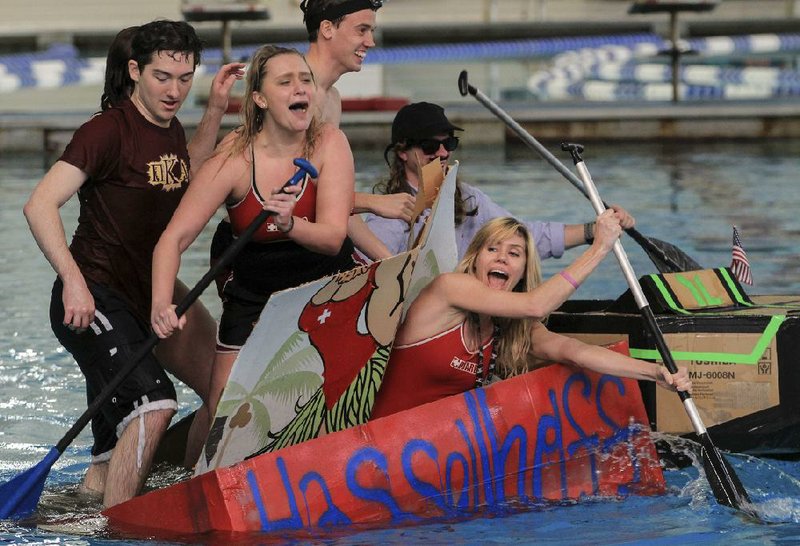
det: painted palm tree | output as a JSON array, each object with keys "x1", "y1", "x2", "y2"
[
  {"x1": 202, "y1": 330, "x2": 322, "y2": 467},
  {"x1": 256, "y1": 344, "x2": 391, "y2": 454}
]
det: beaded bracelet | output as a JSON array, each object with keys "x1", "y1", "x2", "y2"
[{"x1": 559, "y1": 271, "x2": 580, "y2": 290}]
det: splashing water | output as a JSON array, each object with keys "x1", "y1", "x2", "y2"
[{"x1": 652, "y1": 432, "x2": 800, "y2": 525}]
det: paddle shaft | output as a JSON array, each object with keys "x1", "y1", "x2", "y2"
[
  {"x1": 570, "y1": 157, "x2": 700, "y2": 414},
  {"x1": 458, "y1": 73, "x2": 687, "y2": 273},
  {"x1": 54, "y1": 162, "x2": 315, "y2": 454},
  {"x1": 566, "y1": 145, "x2": 753, "y2": 512}
]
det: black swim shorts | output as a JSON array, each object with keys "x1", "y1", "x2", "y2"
[
  {"x1": 216, "y1": 284, "x2": 265, "y2": 352},
  {"x1": 50, "y1": 278, "x2": 177, "y2": 461}
]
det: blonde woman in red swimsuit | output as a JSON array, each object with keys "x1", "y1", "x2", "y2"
[
  {"x1": 371, "y1": 215, "x2": 692, "y2": 419},
  {"x1": 150, "y1": 45, "x2": 357, "y2": 437}
]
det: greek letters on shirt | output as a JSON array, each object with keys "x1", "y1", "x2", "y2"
[{"x1": 146, "y1": 153, "x2": 189, "y2": 191}]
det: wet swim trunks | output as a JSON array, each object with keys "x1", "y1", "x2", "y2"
[{"x1": 50, "y1": 278, "x2": 177, "y2": 461}]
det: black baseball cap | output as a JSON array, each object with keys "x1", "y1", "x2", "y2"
[{"x1": 389, "y1": 102, "x2": 463, "y2": 145}]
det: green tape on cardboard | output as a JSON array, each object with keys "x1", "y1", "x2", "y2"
[
  {"x1": 649, "y1": 275, "x2": 691, "y2": 315},
  {"x1": 674, "y1": 274, "x2": 708, "y2": 307},
  {"x1": 719, "y1": 268, "x2": 754, "y2": 307},
  {"x1": 719, "y1": 269, "x2": 800, "y2": 310},
  {"x1": 629, "y1": 315, "x2": 786, "y2": 365}
]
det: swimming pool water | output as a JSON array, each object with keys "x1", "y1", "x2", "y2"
[{"x1": 2, "y1": 139, "x2": 800, "y2": 544}]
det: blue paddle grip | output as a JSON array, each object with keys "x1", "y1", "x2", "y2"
[{"x1": 285, "y1": 158, "x2": 318, "y2": 188}]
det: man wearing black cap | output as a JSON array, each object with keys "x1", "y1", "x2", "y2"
[{"x1": 365, "y1": 101, "x2": 636, "y2": 260}]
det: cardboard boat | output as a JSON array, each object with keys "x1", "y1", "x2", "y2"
[
  {"x1": 104, "y1": 341, "x2": 665, "y2": 537},
  {"x1": 105, "y1": 161, "x2": 665, "y2": 538},
  {"x1": 548, "y1": 266, "x2": 800, "y2": 457}
]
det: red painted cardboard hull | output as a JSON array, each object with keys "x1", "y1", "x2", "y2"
[{"x1": 105, "y1": 342, "x2": 664, "y2": 537}]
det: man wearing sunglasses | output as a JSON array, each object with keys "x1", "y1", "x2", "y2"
[{"x1": 364, "y1": 101, "x2": 636, "y2": 260}]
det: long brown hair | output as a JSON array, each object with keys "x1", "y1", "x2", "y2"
[
  {"x1": 375, "y1": 143, "x2": 477, "y2": 226},
  {"x1": 230, "y1": 45, "x2": 320, "y2": 160},
  {"x1": 101, "y1": 26, "x2": 139, "y2": 111},
  {"x1": 456, "y1": 217, "x2": 543, "y2": 377}
]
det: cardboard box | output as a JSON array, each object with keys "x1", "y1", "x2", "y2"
[{"x1": 547, "y1": 267, "x2": 800, "y2": 454}]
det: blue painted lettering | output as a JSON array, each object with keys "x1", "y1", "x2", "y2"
[
  {"x1": 346, "y1": 447, "x2": 419, "y2": 524},
  {"x1": 246, "y1": 458, "x2": 302, "y2": 532},
  {"x1": 297, "y1": 471, "x2": 352, "y2": 527},
  {"x1": 563, "y1": 372, "x2": 600, "y2": 495}
]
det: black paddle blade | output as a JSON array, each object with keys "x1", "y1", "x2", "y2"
[
  {"x1": 645, "y1": 237, "x2": 702, "y2": 273},
  {"x1": 626, "y1": 229, "x2": 702, "y2": 274},
  {"x1": 0, "y1": 446, "x2": 59, "y2": 519},
  {"x1": 697, "y1": 433, "x2": 755, "y2": 514}
]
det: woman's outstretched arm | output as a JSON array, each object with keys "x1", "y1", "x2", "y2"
[{"x1": 528, "y1": 321, "x2": 692, "y2": 393}]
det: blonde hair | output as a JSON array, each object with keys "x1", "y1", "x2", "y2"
[
  {"x1": 456, "y1": 217, "x2": 543, "y2": 377},
  {"x1": 230, "y1": 45, "x2": 320, "y2": 159}
]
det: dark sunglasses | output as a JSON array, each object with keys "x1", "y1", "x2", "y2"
[{"x1": 407, "y1": 136, "x2": 459, "y2": 155}]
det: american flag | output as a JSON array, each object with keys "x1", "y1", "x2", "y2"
[{"x1": 730, "y1": 225, "x2": 753, "y2": 285}]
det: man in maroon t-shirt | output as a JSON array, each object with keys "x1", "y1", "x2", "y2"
[{"x1": 24, "y1": 20, "x2": 222, "y2": 508}]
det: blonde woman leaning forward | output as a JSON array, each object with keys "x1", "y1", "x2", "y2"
[{"x1": 371, "y1": 214, "x2": 691, "y2": 418}]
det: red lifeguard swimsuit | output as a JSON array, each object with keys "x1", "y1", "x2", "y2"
[
  {"x1": 216, "y1": 150, "x2": 357, "y2": 350},
  {"x1": 370, "y1": 321, "x2": 494, "y2": 419},
  {"x1": 227, "y1": 152, "x2": 317, "y2": 242}
]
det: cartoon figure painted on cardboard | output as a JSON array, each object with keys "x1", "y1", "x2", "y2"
[
  {"x1": 257, "y1": 252, "x2": 416, "y2": 453},
  {"x1": 202, "y1": 254, "x2": 415, "y2": 465}
]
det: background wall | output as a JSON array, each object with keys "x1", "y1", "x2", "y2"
[
  {"x1": 1, "y1": 1, "x2": 797, "y2": 44},
  {"x1": 2, "y1": 0, "x2": 799, "y2": 149}
]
